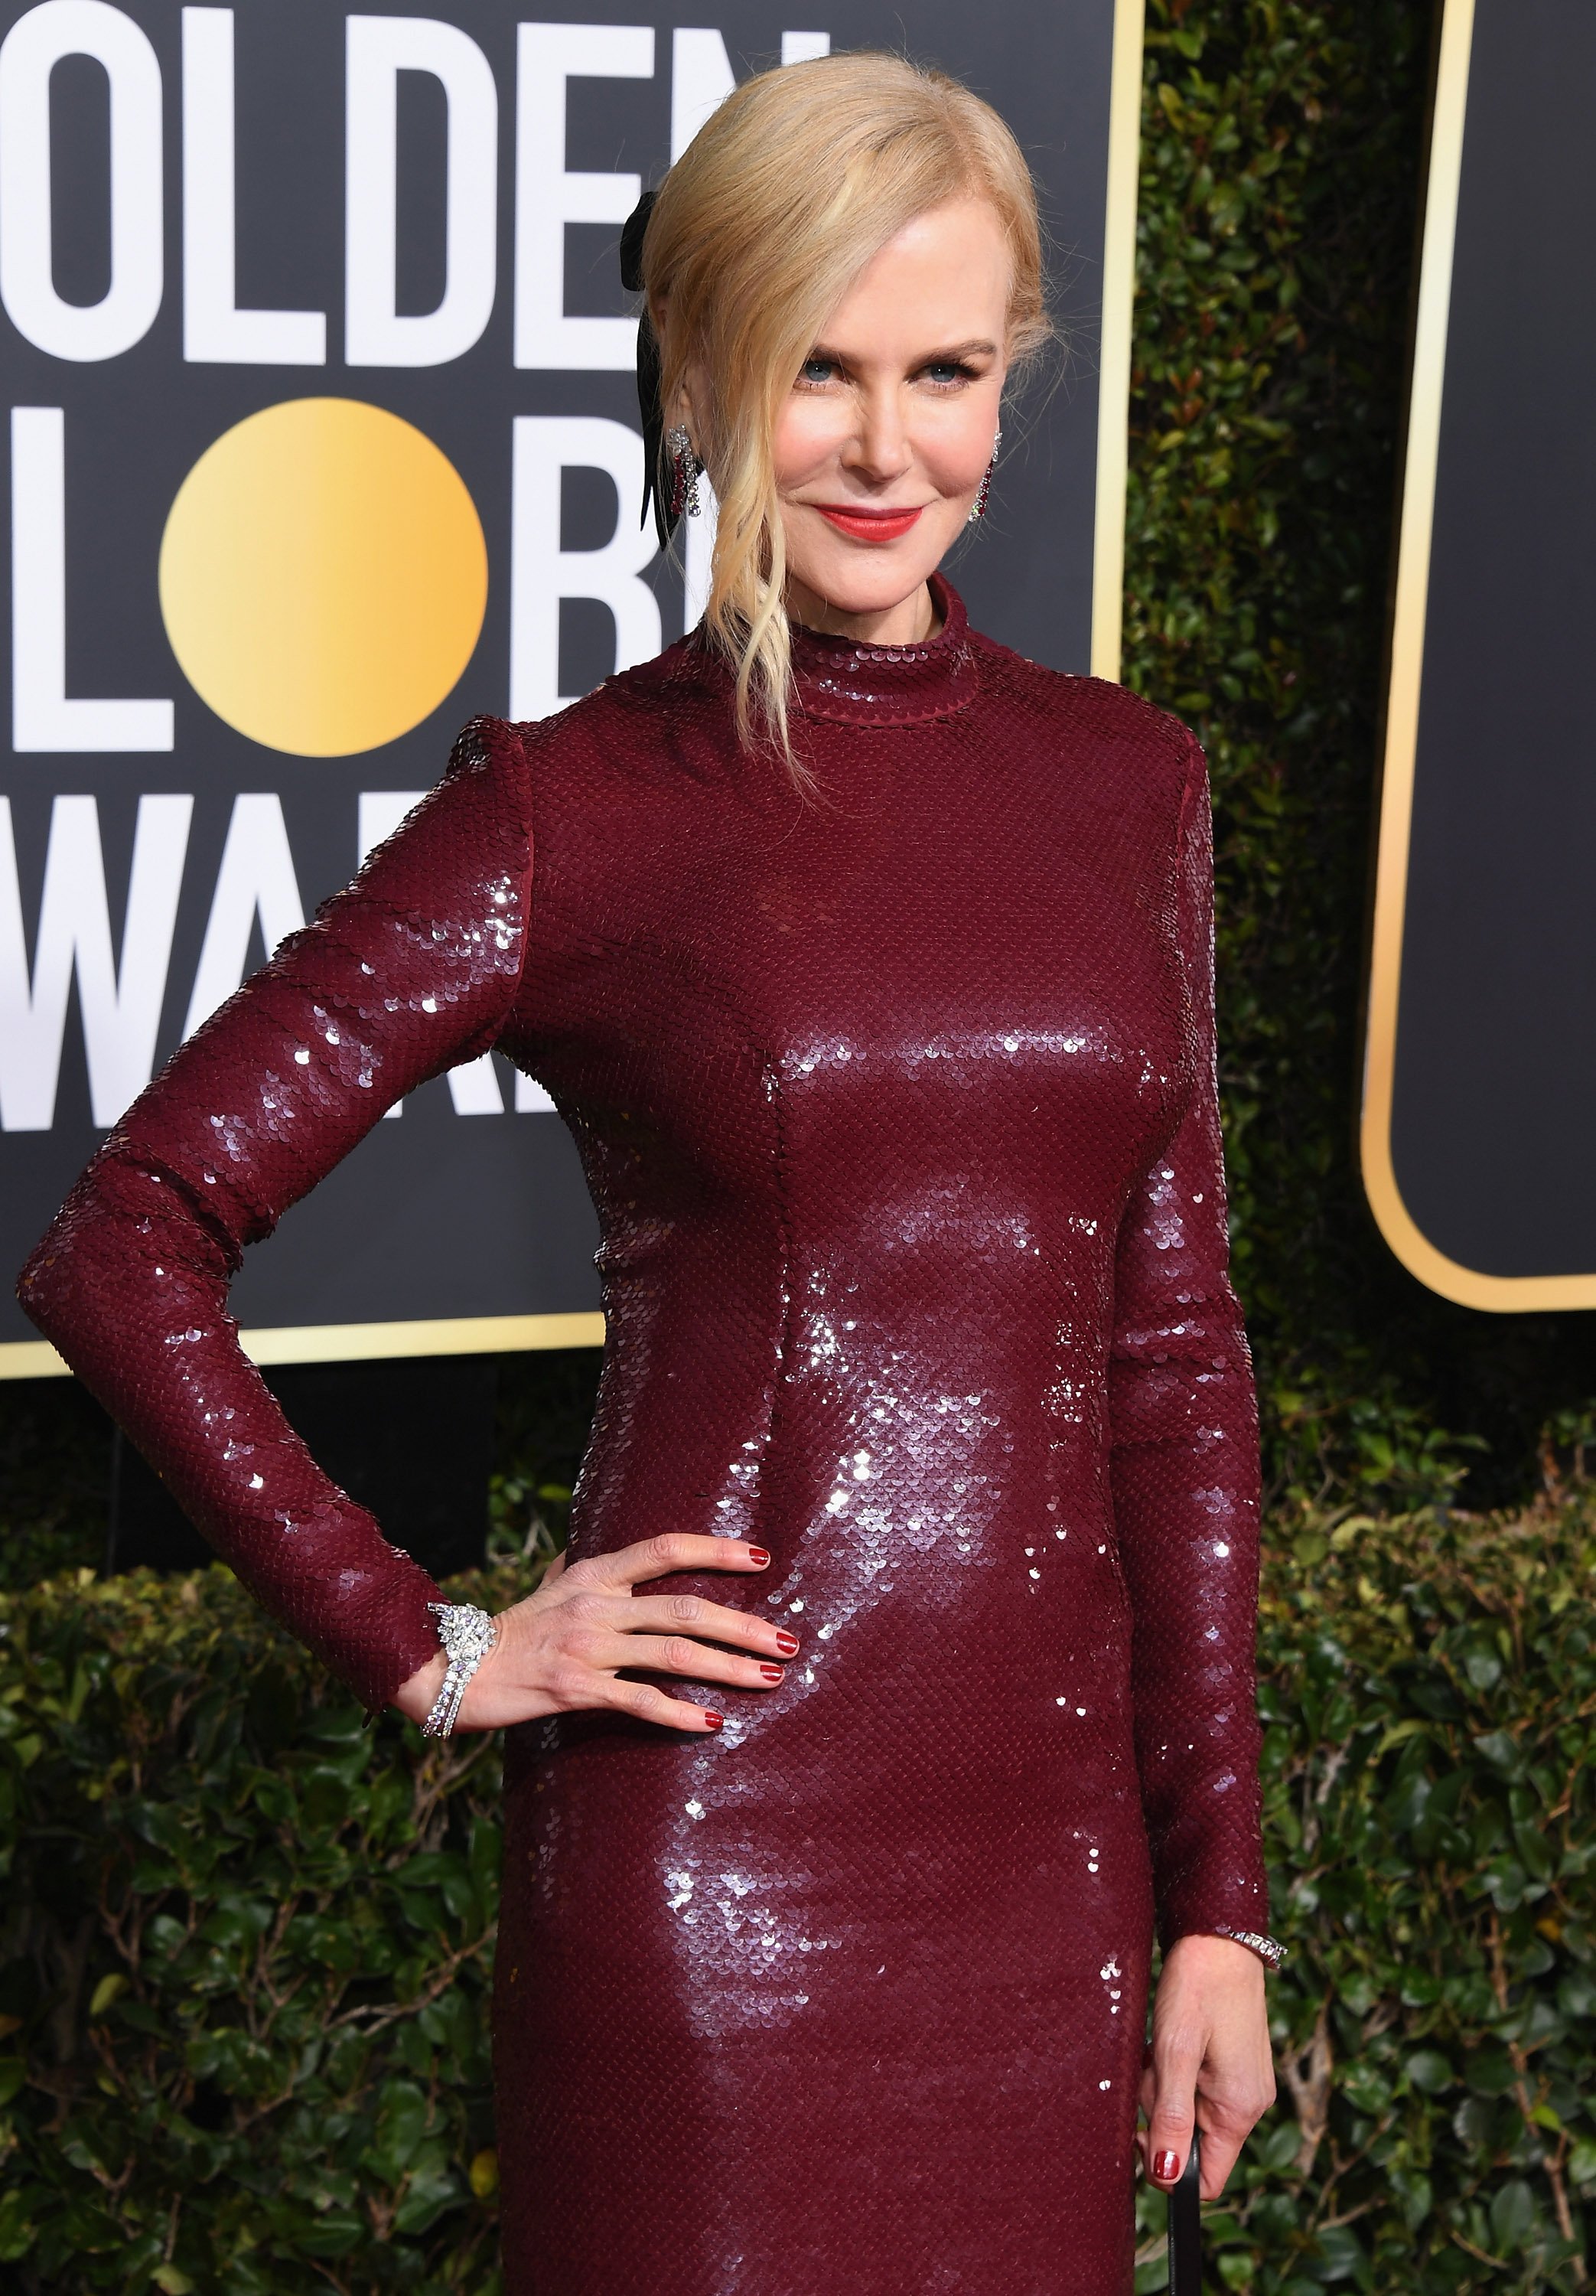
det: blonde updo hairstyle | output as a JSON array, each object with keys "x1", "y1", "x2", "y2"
[{"x1": 640, "y1": 52, "x2": 1051, "y2": 761}]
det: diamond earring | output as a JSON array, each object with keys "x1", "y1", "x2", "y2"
[
  {"x1": 666, "y1": 424, "x2": 703, "y2": 520},
  {"x1": 968, "y1": 428, "x2": 1002, "y2": 523}
]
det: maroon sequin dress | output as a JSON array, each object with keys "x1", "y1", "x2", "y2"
[{"x1": 20, "y1": 579, "x2": 1267, "y2": 2295}]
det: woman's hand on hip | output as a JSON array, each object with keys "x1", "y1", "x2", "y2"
[
  {"x1": 391, "y1": 1535, "x2": 791, "y2": 1735},
  {"x1": 1140, "y1": 1932, "x2": 1275, "y2": 2200}
]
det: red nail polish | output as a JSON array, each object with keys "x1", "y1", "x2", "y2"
[
  {"x1": 774, "y1": 1629, "x2": 800, "y2": 1655},
  {"x1": 746, "y1": 1546, "x2": 771, "y2": 1567},
  {"x1": 702, "y1": 1711, "x2": 724, "y2": 1731},
  {"x1": 759, "y1": 1664, "x2": 784, "y2": 1683},
  {"x1": 1153, "y1": 2150, "x2": 1180, "y2": 2183}
]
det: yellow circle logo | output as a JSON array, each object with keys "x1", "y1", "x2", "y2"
[{"x1": 158, "y1": 397, "x2": 488, "y2": 757}]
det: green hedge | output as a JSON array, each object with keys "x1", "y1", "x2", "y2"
[
  {"x1": 0, "y1": 1562, "x2": 534, "y2": 2295},
  {"x1": 1126, "y1": 1, "x2": 1596, "y2": 1502},
  {"x1": 5, "y1": 1502, "x2": 1596, "y2": 2293},
  {"x1": 1188, "y1": 1502, "x2": 1596, "y2": 2294}
]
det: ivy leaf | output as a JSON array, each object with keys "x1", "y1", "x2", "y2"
[{"x1": 86, "y1": 1972, "x2": 127, "y2": 2019}]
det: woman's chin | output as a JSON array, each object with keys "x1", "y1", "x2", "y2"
[{"x1": 786, "y1": 550, "x2": 944, "y2": 628}]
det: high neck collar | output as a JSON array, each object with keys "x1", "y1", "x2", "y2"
[{"x1": 787, "y1": 574, "x2": 979, "y2": 726}]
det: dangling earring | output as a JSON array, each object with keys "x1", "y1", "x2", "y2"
[
  {"x1": 968, "y1": 428, "x2": 1002, "y2": 523},
  {"x1": 665, "y1": 424, "x2": 703, "y2": 520}
]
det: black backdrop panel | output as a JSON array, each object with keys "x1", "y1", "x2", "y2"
[
  {"x1": 0, "y1": 0, "x2": 1125, "y2": 1358},
  {"x1": 1379, "y1": 1, "x2": 1596, "y2": 1290}
]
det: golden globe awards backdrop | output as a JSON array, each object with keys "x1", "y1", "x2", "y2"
[
  {"x1": 0, "y1": 0, "x2": 1143, "y2": 1376},
  {"x1": 1363, "y1": 0, "x2": 1596, "y2": 1309}
]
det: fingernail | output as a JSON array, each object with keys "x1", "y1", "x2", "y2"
[
  {"x1": 747, "y1": 1547, "x2": 771, "y2": 1567},
  {"x1": 774, "y1": 1629, "x2": 800, "y2": 1655},
  {"x1": 758, "y1": 1664, "x2": 784, "y2": 1683},
  {"x1": 702, "y1": 1711, "x2": 724, "y2": 1731},
  {"x1": 1153, "y1": 2150, "x2": 1180, "y2": 2183}
]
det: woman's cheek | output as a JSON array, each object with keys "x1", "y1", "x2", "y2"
[
  {"x1": 914, "y1": 410, "x2": 1000, "y2": 502},
  {"x1": 771, "y1": 403, "x2": 845, "y2": 491}
]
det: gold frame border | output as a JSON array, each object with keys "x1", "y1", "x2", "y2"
[
  {"x1": 1357, "y1": 0, "x2": 1585, "y2": 1310},
  {"x1": 1090, "y1": 0, "x2": 1146, "y2": 682},
  {"x1": 2, "y1": 6, "x2": 1145, "y2": 1381}
]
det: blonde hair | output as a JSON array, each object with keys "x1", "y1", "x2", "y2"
[{"x1": 640, "y1": 51, "x2": 1051, "y2": 763}]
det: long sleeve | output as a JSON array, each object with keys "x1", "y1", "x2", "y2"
[
  {"x1": 17, "y1": 717, "x2": 533, "y2": 1713},
  {"x1": 1108, "y1": 736, "x2": 1269, "y2": 1948}
]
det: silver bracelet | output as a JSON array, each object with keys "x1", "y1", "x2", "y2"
[
  {"x1": 1211, "y1": 1926, "x2": 1288, "y2": 1970},
  {"x1": 421, "y1": 1602, "x2": 498, "y2": 1738}
]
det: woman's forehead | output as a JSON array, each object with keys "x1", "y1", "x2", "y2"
[{"x1": 814, "y1": 201, "x2": 1013, "y2": 350}]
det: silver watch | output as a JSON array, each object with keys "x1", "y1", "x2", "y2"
[{"x1": 421, "y1": 1602, "x2": 497, "y2": 1738}]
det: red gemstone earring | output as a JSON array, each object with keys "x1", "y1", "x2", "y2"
[{"x1": 969, "y1": 428, "x2": 1002, "y2": 523}]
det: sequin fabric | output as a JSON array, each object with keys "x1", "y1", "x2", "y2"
[
  {"x1": 17, "y1": 726, "x2": 531, "y2": 1709},
  {"x1": 19, "y1": 577, "x2": 1266, "y2": 2294}
]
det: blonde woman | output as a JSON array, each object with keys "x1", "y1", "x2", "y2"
[{"x1": 21, "y1": 52, "x2": 1279, "y2": 2294}]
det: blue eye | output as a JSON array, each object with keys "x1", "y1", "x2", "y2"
[{"x1": 800, "y1": 356, "x2": 835, "y2": 384}]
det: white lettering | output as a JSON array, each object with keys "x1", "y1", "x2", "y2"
[
  {"x1": 0, "y1": 792, "x2": 191, "y2": 1130},
  {"x1": 183, "y1": 792, "x2": 305, "y2": 1038},
  {"x1": 669, "y1": 28, "x2": 733, "y2": 162},
  {"x1": 346, "y1": 14, "x2": 497, "y2": 368},
  {"x1": 513, "y1": 21, "x2": 653, "y2": 371},
  {"x1": 181, "y1": 8, "x2": 325, "y2": 365},
  {"x1": 510, "y1": 415, "x2": 661, "y2": 722},
  {"x1": 443, "y1": 1048, "x2": 508, "y2": 1114},
  {"x1": 672, "y1": 28, "x2": 829, "y2": 162},
  {"x1": 0, "y1": 0, "x2": 163, "y2": 361},
  {"x1": 10, "y1": 407, "x2": 174, "y2": 752}
]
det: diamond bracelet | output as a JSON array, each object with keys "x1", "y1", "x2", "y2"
[
  {"x1": 1211, "y1": 1926, "x2": 1289, "y2": 1971},
  {"x1": 421, "y1": 1602, "x2": 498, "y2": 1739}
]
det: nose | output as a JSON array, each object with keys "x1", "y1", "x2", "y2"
[{"x1": 842, "y1": 388, "x2": 914, "y2": 485}]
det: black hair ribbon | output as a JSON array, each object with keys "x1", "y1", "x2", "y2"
[{"x1": 619, "y1": 188, "x2": 676, "y2": 550}]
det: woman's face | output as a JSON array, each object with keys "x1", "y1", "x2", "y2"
[{"x1": 773, "y1": 196, "x2": 1011, "y2": 641}]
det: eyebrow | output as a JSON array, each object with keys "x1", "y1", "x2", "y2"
[{"x1": 807, "y1": 338, "x2": 1001, "y2": 366}]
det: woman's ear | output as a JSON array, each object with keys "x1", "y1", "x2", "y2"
[
  {"x1": 675, "y1": 364, "x2": 712, "y2": 459},
  {"x1": 651, "y1": 298, "x2": 704, "y2": 448}
]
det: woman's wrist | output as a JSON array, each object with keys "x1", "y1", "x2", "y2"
[
  {"x1": 392, "y1": 1649, "x2": 448, "y2": 1724},
  {"x1": 1164, "y1": 1928, "x2": 1285, "y2": 1975},
  {"x1": 391, "y1": 1604, "x2": 503, "y2": 1732},
  {"x1": 418, "y1": 1603, "x2": 500, "y2": 1735},
  {"x1": 1207, "y1": 1926, "x2": 1288, "y2": 1971}
]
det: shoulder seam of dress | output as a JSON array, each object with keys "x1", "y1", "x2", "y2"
[
  {"x1": 448, "y1": 709, "x2": 536, "y2": 787},
  {"x1": 1086, "y1": 675, "x2": 1200, "y2": 765}
]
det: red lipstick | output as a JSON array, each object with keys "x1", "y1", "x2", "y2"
[{"x1": 813, "y1": 504, "x2": 924, "y2": 543}]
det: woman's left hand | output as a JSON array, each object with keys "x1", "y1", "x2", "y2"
[{"x1": 1139, "y1": 1933, "x2": 1276, "y2": 2199}]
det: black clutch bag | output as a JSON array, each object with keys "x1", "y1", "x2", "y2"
[{"x1": 1168, "y1": 2129, "x2": 1202, "y2": 2296}]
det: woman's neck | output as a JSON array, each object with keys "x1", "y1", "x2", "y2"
[{"x1": 783, "y1": 576, "x2": 943, "y2": 647}]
